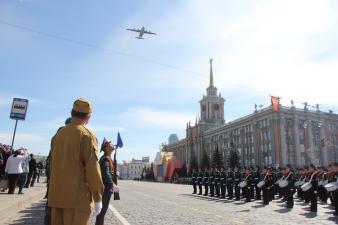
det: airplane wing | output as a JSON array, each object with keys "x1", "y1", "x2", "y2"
[
  {"x1": 144, "y1": 30, "x2": 157, "y2": 35},
  {"x1": 126, "y1": 28, "x2": 141, "y2": 33}
]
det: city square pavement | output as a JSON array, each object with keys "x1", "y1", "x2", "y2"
[{"x1": 3, "y1": 180, "x2": 338, "y2": 225}]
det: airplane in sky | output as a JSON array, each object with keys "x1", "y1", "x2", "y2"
[{"x1": 126, "y1": 26, "x2": 157, "y2": 39}]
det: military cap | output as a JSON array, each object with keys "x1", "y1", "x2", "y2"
[
  {"x1": 100, "y1": 137, "x2": 111, "y2": 152},
  {"x1": 73, "y1": 98, "x2": 92, "y2": 114}
]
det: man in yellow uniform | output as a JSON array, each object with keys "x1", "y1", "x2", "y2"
[{"x1": 48, "y1": 98, "x2": 104, "y2": 225}]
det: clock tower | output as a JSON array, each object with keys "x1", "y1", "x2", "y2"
[{"x1": 199, "y1": 59, "x2": 225, "y2": 127}]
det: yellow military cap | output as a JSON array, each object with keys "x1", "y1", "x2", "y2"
[{"x1": 72, "y1": 98, "x2": 92, "y2": 113}]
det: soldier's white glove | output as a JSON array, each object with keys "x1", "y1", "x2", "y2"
[
  {"x1": 94, "y1": 202, "x2": 102, "y2": 216},
  {"x1": 113, "y1": 183, "x2": 119, "y2": 193}
]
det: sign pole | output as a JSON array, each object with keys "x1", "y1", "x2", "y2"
[
  {"x1": 9, "y1": 98, "x2": 29, "y2": 153},
  {"x1": 11, "y1": 119, "x2": 19, "y2": 153}
]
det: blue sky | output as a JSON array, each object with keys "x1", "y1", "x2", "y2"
[{"x1": 1, "y1": 0, "x2": 338, "y2": 161}]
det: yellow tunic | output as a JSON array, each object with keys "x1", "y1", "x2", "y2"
[{"x1": 48, "y1": 119, "x2": 104, "y2": 209}]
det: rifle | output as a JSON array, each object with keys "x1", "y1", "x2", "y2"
[{"x1": 113, "y1": 148, "x2": 120, "y2": 200}]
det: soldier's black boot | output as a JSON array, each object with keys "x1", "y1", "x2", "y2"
[
  {"x1": 204, "y1": 185, "x2": 208, "y2": 196},
  {"x1": 18, "y1": 188, "x2": 23, "y2": 194}
]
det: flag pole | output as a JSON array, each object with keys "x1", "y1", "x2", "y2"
[{"x1": 113, "y1": 147, "x2": 120, "y2": 200}]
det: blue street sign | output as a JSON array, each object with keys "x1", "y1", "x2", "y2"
[{"x1": 10, "y1": 98, "x2": 29, "y2": 121}]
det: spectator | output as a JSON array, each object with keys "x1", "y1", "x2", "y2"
[
  {"x1": 5, "y1": 148, "x2": 29, "y2": 194},
  {"x1": 25, "y1": 154, "x2": 37, "y2": 188},
  {"x1": 37, "y1": 161, "x2": 44, "y2": 183},
  {"x1": 17, "y1": 149, "x2": 29, "y2": 194},
  {"x1": 0, "y1": 144, "x2": 12, "y2": 192},
  {"x1": 0, "y1": 146, "x2": 4, "y2": 177}
]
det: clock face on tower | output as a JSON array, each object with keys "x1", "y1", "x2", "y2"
[{"x1": 214, "y1": 104, "x2": 219, "y2": 111}]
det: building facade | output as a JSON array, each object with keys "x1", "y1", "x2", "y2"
[
  {"x1": 163, "y1": 60, "x2": 338, "y2": 169},
  {"x1": 117, "y1": 156, "x2": 151, "y2": 180}
]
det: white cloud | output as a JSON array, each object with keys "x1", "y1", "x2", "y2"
[
  {"x1": 0, "y1": 131, "x2": 44, "y2": 146},
  {"x1": 87, "y1": 125, "x2": 127, "y2": 133},
  {"x1": 162, "y1": 0, "x2": 338, "y2": 108},
  {"x1": 88, "y1": 0, "x2": 337, "y2": 109},
  {"x1": 119, "y1": 107, "x2": 195, "y2": 130}
]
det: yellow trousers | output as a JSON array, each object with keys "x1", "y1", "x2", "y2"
[{"x1": 51, "y1": 207, "x2": 91, "y2": 225}]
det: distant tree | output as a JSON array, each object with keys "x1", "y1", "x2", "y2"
[
  {"x1": 228, "y1": 143, "x2": 240, "y2": 169},
  {"x1": 141, "y1": 166, "x2": 146, "y2": 180},
  {"x1": 180, "y1": 163, "x2": 188, "y2": 177},
  {"x1": 145, "y1": 163, "x2": 155, "y2": 181},
  {"x1": 188, "y1": 152, "x2": 198, "y2": 176},
  {"x1": 200, "y1": 151, "x2": 210, "y2": 170},
  {"x1": 212, "y1": 145, "x2": 223, "y2": 168}
]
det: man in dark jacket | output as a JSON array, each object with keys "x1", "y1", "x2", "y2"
[{"x1": 25, "y1": 154, "x2": 37, "y2": 188}]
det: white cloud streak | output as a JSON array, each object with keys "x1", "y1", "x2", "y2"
[
  {"x1": 119, "y1": 107, "x2": 195, "y2": 130},
  {"x1": 0, "y1": 131, "x2": 44, "y2": 145}
]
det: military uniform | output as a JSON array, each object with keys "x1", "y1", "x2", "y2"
[
  {"x1": 96, "y1": 153, "x2": 115, "y2": 225},
  {"x1": 331, "y1": 172, "x2": 338, "y2": 215},
  {"x1": 318, "y1": 172, "x2": 328, "y2": 203},
  {"x1": 227, "y1": 169, "x2": 234, "y2": 200},
  {"x1": 220, "y1": 169, "x2": 227, "y2": 199},
  {"x1": 253, "y1": 168, "x2": 261, "y2": 200},
  {"x1": 198, "y1": 170, "x2": 203, "y2": 195},
  {"x1": 234, "y1": 170, "x2": 242, "y2": 200},
  {"x1": 273, "y1": 169, "x2": 282, "y2": 199},
  {"x1": 209, "y1": 169, "x2": 215, "y2": 197},
  {"x1": 244, "y1": 172, "x2": 253, "y2": 202},
  {"x1": 309, "y1": 171, "x2": 318, "y2": 212},
  {"x1": 191, "y1": 171, "x2": 197, "y2": 194},
  {"x1": 48, "y1": 98, "x2": 104, "y2": 225},
  {"x1": 285, "y1": 171, "x2": 295, "y2": 208},
  {"x1": 214, "y1": 169, "x2": 221, "y2": 198},
  {"x1": 203, "y1": 170, "x2": 209, "y2": 196},
  {"x1": 262, "y1": 172, "x2": 273, "y2": 205}
]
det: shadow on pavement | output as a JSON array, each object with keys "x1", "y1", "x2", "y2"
[
  {"x1": 8, "y1": 201, "x2": 45, "y2": 225},
  {"x1": 299, "y1": 212, "x2": 317, "y2": 218},
  {"x1": 274, "y1": 208, "x2": 292, "y2": 213},
  {"x1": 327, "y1": 216, "x2": 338, "y2": 224},
  {"x1": 251, "y1": 204, "x2": 266, "y2": 208}
]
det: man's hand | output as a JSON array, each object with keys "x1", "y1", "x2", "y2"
[
  {"x1": 112, "y1": 183, "x2": 119, "y2": 193},
  {"x1": 94, "y1": 202, "x2": 102, "y2": 216}
]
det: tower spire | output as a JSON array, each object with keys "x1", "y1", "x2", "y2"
[{"x1": 209, "y1": 58, "x2": 214, "y2": 87}]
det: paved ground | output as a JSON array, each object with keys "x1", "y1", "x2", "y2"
[
  {"x1": 0, "y1": 181, "x2": 46, "y2": 224},
  {"x1": 3, "y1": 180, "x2": 338, "y2": 224}
]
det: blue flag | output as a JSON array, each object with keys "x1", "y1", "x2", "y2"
[{"x1": 116, "y1": 132, "x2": 124, "y2": 149}]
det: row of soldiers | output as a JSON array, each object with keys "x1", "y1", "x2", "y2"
[{"x1": 191, "y1": 163, "x2": 338, "y2": 215}]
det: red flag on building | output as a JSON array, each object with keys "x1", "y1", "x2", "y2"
[{"x1": 271, "y1": 96, "x2": 280, "y2": 112}]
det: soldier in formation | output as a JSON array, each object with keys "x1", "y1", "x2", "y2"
[{"x1": 190, "y1": 163, "x2": 338, "y2": 217}]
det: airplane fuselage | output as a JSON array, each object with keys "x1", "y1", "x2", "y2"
[{"x1": 137, "y1": 26, "x2": 145, "y2": 39}]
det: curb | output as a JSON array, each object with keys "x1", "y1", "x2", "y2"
[{"x1": 0, "y1": 190, "x2": 46, "y2": 223}]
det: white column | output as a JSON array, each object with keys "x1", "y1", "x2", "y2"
[
  {"x1": 293, "y1": 117, "x2": 302, "y2": 167},
  {"x1": 280, "y1": 117, "x2": 287, "y2": 166},
  {"x1": 320, "y1": 126, "x2": 328, "y2": 166}
]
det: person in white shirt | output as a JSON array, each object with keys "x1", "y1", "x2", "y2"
[
  {"x1": 18, "y1": 149, "x2": 30, "y2": 194},
  {"x1": 5, "y1": 148, "x2": 29, "y2": 194}
]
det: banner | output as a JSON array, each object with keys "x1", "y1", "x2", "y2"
[
  {"x1": 271, "y1": 96, "x2": 280, "y2": 112},
  {"x1": 116, "y1": 132, "x2": 124, "y2": 149}
]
